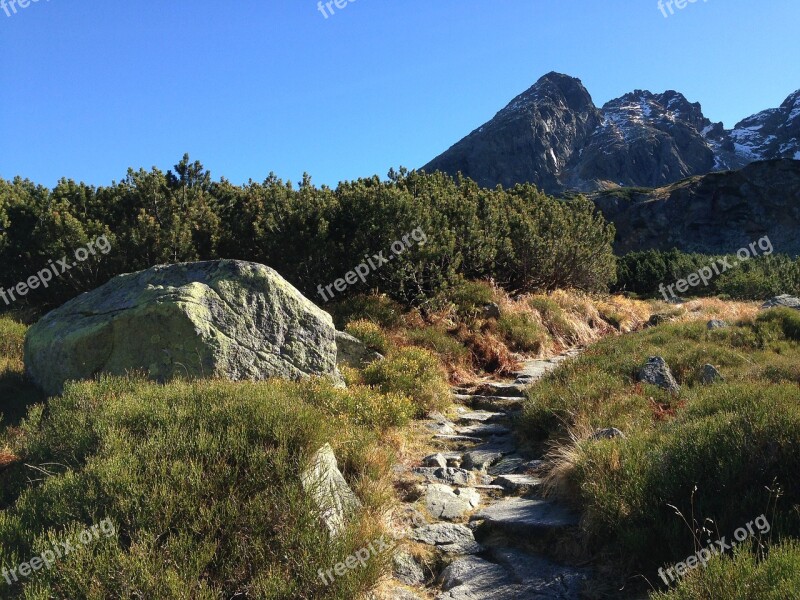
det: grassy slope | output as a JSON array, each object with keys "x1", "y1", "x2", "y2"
[{"x1": 518, "y1": 308, "x2": 800, "y2": 597}]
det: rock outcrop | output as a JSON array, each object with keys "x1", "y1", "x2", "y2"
[
  {"x1": 24, "y1": 260, "x2": 341, "y2": 395},
  {"x1": 300, "y1": 443, "x2": 362, "y2": 537}
]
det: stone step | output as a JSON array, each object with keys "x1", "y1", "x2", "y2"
[
  {"x1": 437, "y1": 549, "x2": 588, "y2": 600},
  {"x1": 433, "y1": 434, "x2": 484, "y2": 444},
  {"x1": 472, "y1": 382, "x2": 528, "y2": 398},
  {"x1": 492, "y1": 474, "x2": 543, "y2": 495},
  {"x1": 412, "y1": 467, "x2": 476, "y2": 486},
  {"x1": 456, "y1": 423, "x2": 511, "y2": 437},
  {"x1": 472, "y1": 497, "x2": 579, "y2": 537},
  {"x1": 454, "y1": 394, "x2": 524, "y2": 412},
  {"x1": 455, "y1": 409, "x2": 506, "y2": 423},
  {"x1": 410, "y1": 523, "x2": 483, "y2": 555}
]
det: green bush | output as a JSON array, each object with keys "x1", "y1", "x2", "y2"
[
  {"x1": 326, "y1": 295, "x2": 403, "y2": 329},
  {"x1": 362, "y1": 348, "x2": 450, "y2": 416},
  {"x1": 497, "y1": 313, "x2": 547, "y2": 353},
  {"x1": 0, "y1": 376, "x2": 393, "y2": 599},
  {"x1": 756, "y1": 308, "x2": 800, "y2": 341},
  {"x1": 1, "y1": 160, "x2": 618, "y2": 313},
  {"x1": 345, "y1": 320, "x2": 390, "y2": 356},
  {"x1": 405, "y1": 326, "x2": 470, "y2": 366},
  {"x1": 443, "y1": 279, "x2": 495, "y2": 317}
]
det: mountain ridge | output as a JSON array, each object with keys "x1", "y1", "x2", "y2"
[{"x1": 423, "y1": 72, "x2": 800, "y2": 194}]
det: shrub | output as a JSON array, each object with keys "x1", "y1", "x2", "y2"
[
  {"x1": 345, "y1": 320, "x2": 390, "y2": 355},
  {"x1": 405, "y1": 326, "x2": 470, "y2": 367},
  {"x1": 444, "y1": 279, "x2": 495, "y2": 317},
  {"x1": 0, "y1": 376, "x2": 393, "y2": 599},
  {"x1": 529, "y1": 296, "x2": 576, "y2": 342},
  {"x1": 326, "y1": 294, "x2": 403, "y2": 329},
  {"x1": 497, "y1": 313, "x2": 547, "y2": 353},
  {"x1": 362, "y1": 348, "x2": 449, "y2": 416},
  {"x1": 756, "y1": 308, "x2": 800, "y2": 341}
]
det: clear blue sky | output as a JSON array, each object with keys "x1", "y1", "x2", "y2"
[{"x1": 1, "y1": 0, "x2": 798, "y2": 188}]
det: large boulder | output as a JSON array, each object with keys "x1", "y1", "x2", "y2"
[{"x1": 24, "y1": 260, "x2": 341, "y2": 395}]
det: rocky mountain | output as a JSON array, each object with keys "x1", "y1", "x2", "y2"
[
  {"x1": 590, "y1": 159, "x2": 800, "y2": 255},
  {"x1": 423, "y1": 72, "x2": 800, "y2": 194}
]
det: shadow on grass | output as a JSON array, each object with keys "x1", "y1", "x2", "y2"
[{"x1": 0, "y1": 370, "x2": 46, "y2": 426}]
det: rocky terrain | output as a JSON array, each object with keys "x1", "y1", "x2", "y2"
[
  {"x1": 423, "y1": 72, "x2": 800, "y2": 195},
  {"x1": 386, "y1": 351, "x2": 589, "y2": 600}
]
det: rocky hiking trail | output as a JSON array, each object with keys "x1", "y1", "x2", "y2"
[{"x1": 386, "y1": 349, "x2": 590, "y2": 600}]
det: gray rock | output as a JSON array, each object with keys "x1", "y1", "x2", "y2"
[
  {"x1": 24, "y1": 260, "x2": 341, "y2": 395},
  {"x1": 425, "y1": 484, "x2": 481, "y2": 520},
  {"x1": 648, "y1": 313, "x2": 671, "y2": 327},
  {"x1": 438, "y1": 556, "x2": 512, "y2": 595},
  {"x1": 488, "y1": 456, "x2": 527, "y2": 475},
  {"x1": 457, "y1": 410, "x2": 504, "y2": 423},
  {"x1": 473, "y1": 497, "x2": 579, "y2": 536},
  {"x1": 700, "y1": 364, "x2": 724, "y2": 385},
  {"x1": 410, "y1": 523, "x2": 483, "y2": 555},
  {"x1": 489, "y1": 547, "x2": 588, "y2": 598},
  {"x1": 300, "y1": 443, "x2": 361, "y2": 537},
  {"x1": 637, "y1": 356, "x2": 681, "y2": 394},
  {"x1": 335, "y1": 330, "x2": 384, "y2": 369},
  {"x1": 481, "y1": 302, "x2": 501, "y2": 320},
  {"x1": 421, "y1": 453, "x2": 448, "y2": 468},
  {"x1": 492, "y1": 474, "x2": 543, "y2": 494},
  {"x1": 412, "y1": 467, "x2": 475, "y2": 487},
  {"x1": 463, "y1": 449, "x2": 505, "y2": 472},
  {"x1": 762, "y1": 295, "x2": 800, "y2": 310},
  {"x1": 393, "y1": 551, "x2": 425, "y2": 586},
  {"x1": 589, "y1": 427, "x2": 626, "y2": 440},
  {"x1": 456, "y1": 423, "x2": 511, "y2": 437},
  {"x1": 707, "y1": 319, "x2": 729, "y2": 330}
]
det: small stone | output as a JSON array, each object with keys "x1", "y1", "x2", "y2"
[
  {"x1": 463, "y1": 449, "x2": 504, "y2": 471},
  {"x1": 393, "y1": 551, "x2": 425, "y2": 586},
  {"x1": 492, "y1": 474, "x2": 543, "y2": 494},
  {"x1": 648, "y1": 313, "x2": 671, "y2": 327},
  {"x1": 707, "y1": 319, "x2": 728, "y2": 330},
  {"x1": 425, "y1": 484, "x2": 481, "y2": 520},
  {"x1": 589, "y1": 427, "x2": 625, "y2": 440},
  {"x1": 481, "y1": 302, "x2": 501, "y2": 319},
  {"x1": 700, "y1": 364, "x2": 724, "y2": 384},
  {"x1": 410, "y1": 523, "x2": 483, "y2": 555},
  {"x1": 300, "y1": 444, "x2": 362, "y2": 537},
  {"x1": 637, "y1": 356, "x2": 681, "y2": 394},
  {"x1": 422, "y1": 453, "x2": 448, "y2": 468},
  {"x1": 412, "y1": 467, "x2": 476, "y2": 486}
]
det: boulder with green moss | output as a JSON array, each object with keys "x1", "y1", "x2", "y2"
[{"x1": 24, "y1": 260, "x2": 341, "y2": 395}]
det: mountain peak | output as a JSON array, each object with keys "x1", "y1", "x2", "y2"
[{"x1": 424, "y1": 74, "x2": 799, "y2": 193}]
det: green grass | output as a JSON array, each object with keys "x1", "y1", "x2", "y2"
[
  {"x1": 362, "y1": 347, "x2": 450, "y2": 417},
  {"x1": 650, "y1": 541, "x2": 800, "y2": 600},
  {"x1": 0, "y1": 376, "x2": 397, "y2": 599},
  {"x1": 496, "y1": 313, "x2": 548, "y2": 353},
  {"x1": 516, "y1": 309, "x2": 800, "y2": 592},
  {"x1": 344, "y1": 319, "x2": 391, "y2": 356},
  {"x1": 405, "y1": 326, "x2": 471, "y2": 366}
]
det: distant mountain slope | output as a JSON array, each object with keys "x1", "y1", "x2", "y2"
[
  {"x1": 423, "y1": 73, "x2": 800, "y2": 194},
  {"x1": 590, "y1": 159, "x2": 800, "y2": 255}
]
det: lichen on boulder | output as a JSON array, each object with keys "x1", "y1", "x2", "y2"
[{"x1": 24, "y1": 260, "x2": 342, "y2": 395}]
